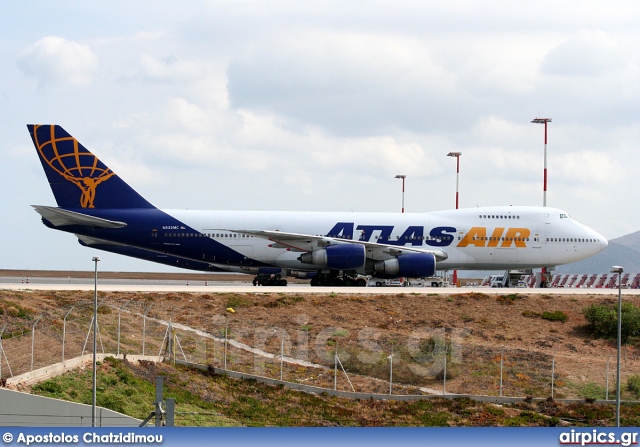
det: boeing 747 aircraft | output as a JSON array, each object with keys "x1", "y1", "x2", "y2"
[{"x1": 28, "y1": 125, "x2": 608, "y2": 286}]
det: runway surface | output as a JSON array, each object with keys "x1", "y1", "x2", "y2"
[{"x1": 1, "y1": 275, "x2": 637, "y2": 295}]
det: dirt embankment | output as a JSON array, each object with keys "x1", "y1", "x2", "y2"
[{"x1": 2, "y1": 281, "x2": 639, "y2": 399}]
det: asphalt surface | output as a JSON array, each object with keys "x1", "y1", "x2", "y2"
[{"x1": 1, "y1": 275, "x2": 637, "y2": 295}]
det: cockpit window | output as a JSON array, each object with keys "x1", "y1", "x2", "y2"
[{"x1": 560, "y1": 213, "x2": 569, "y2": 219}]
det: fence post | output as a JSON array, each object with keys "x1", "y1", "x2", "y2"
[
  {"x1": 117, "y1": 300, "x2": 131, "y2": 357},
  {"x1": 224, "y1": 315, "x2": 228, "y2": 370},
  {"x1": 500, "y1": 345, "x2": 504, "y2": 397},
  {"x1": 442, "y1": 340, "x2": 447, "y2": 396},
  {"x1": 0, "y1": 324, "x2": 5, "y2": 379},
  {"x1": 0, "y1": 324, "x2": 12, "y2": 379},
  {"x1": 62, "y1": 307, "x2": 74, "y2": 363},
  {"x1": 389, "y1": 344, "x2": 394, "y2": 395},
  {"x1": 551, "y1": 347, "x2": 555, "y2": 399},
  {"x1": 334, "y1": 339, "x2": 338, "y2": 391},
  {"x1": 606, "y1": 355, "x2": 610, "y2": 401},
  {"x1": 280, "y1": 328, "x2": 285, "y2": 382},
  {"x1": 31, "y1": 315, "x2": 43, "y2": 372},
  {"x1": 143, "y1": 304, "x2": 153, "y2": 356}
]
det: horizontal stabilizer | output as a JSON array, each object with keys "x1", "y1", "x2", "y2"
[
  {"x1": 32, "y1": 205, "x2": 127, "y2": 228},
  {"x1": 76, "y1": 234, "x2": 127, "y2": 246}
]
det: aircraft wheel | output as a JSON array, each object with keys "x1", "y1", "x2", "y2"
[
  {"x1": 279, "y1": 279, "x2": 287, "y2": 286},
  {"x1": 344, "y1": 278, "x2": 354, "y2": 287},
  {"x1": 331, "y1": 278, "x2": 344, "y2": 287},
  {"x1": 355, "y1": 278, "x2": 367, "y2": 287},
  {"x1": 310, "y1": 277, "x2": 320, "y2": 287}
]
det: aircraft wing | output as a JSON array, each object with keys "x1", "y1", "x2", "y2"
[
  {"x1": 230, "y1": 229, "x2": 449, "y2": 261},
  {"x1": 32, "y1": 205, "x2": 127, "y2": 228}
]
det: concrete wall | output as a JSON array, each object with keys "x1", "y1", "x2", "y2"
[
  {"x1": 6, "y1": 354, "x2": 163, "y2": 388},
  {"x1": 0, "y1": 388, "x2": 140, "y2": 427}
]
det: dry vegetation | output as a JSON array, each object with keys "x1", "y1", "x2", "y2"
[{"x1": 2, "y1": 282, "x2": 640, "y2": 401}]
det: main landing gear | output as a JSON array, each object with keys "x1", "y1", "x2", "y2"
[
  {"x1": 252, "y1": 274, "x2": 288, "y2": 286},
  {"x1": 309, "y1": 272, "x2": 367, "y2": 287}
]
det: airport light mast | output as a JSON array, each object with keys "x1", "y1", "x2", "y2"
[
  {"x1": 532, "y1": 117, "x2": 552, "y2": 287},
  {"x1": 91, "y1": 256, "x2": 100, "y2": 427},
  {"x1": 531, "y1": 118, "x2": 552, "y2": 207},
  {"x1": 447, "y1": 152, "x2": 461, "y2": 209},
  {"x1": 611, "y1": 265, "x2": 623, "y2": 427},
  {"x1": 395, "y1": 175, "x2": 406, "y2": 213},
  {"x1": 447, "y1": 152, "x2": 461, "y2": 287}
]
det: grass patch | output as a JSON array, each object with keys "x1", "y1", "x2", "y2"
[
  {"x1": 541, "y1": 311, "x2": 568, "y2": 323},
  {"x1": 497, "y1": 294, "x2": 522, "y2": 305},
  {"x1": 224, "y1": 294, "x2": 256, "y2": 309},
  {"x1": 264, "y1": 295, "x2": 304, "y2": 308}
]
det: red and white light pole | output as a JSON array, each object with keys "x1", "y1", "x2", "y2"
[
  {"x1": 447, "y1": 152, "x2": 461, "y2": 209},
  {"x1": 447, "y1": 152, "x2": 461, "y2": 287},
  {"x1": 532, "y1": 117, "x2": 552, "y2": 287},
  {"x1": 395, "y1": 175, "x2": 406, "y2": 213},
  {"x1": 531, "y1": 118, "x2": 552, "y2": 207}
]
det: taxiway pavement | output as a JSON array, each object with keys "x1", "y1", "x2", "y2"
[{"x1": 1, "y1": 275, "x2": 637, "y2": 295}]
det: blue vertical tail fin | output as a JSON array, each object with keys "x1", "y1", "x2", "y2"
[{"x1": 28, "y1": 124, "x2": 155, "y2": 209}]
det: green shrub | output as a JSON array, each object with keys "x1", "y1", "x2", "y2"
[
  {"x1": 541, "y1": 311, "x2": 568, "y2": 323},
  {"x1": 628, "y1": 375, "x2": 640, "y2": 398},
  {"x1": 582, "y1": 302, "x2": 640, "y2": 342}
]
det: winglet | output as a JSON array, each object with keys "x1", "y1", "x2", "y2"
[{"x1": 27, "y1": 124, "x2": 155, "y2": 209}]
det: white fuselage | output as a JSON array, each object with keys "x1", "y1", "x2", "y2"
[{"x1": 162, "y1": 205, "x2": 607, "y2": 271}]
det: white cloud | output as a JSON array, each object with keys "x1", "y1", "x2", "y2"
[
  {"x1": 226, "y1": 31, "x2": 460, "y2": 135},
  {"x1": 135, "y1": 54, "x2": 203, "y2": 83},
  {"x1": 17, "y1": 36, "x2": 98, "y2": 86},
  {"x1": 541, "y1": 29, "x2": 623, "y2": 77}
]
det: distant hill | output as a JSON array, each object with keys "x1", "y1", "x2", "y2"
[{"x1": 556, "y1": 230, "x2": 640, "y2": 274}]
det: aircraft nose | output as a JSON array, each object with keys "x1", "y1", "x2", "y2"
[{"x1": 592, "y1": 229, "x2": 608, "y2": 252}]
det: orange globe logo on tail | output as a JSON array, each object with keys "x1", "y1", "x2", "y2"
[{"x1": 33, "y1": 124, "x2": 115, "y2": 208}]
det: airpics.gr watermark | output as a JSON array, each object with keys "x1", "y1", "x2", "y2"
[{"x1": 559, "y1": 429, "x2": 638, "y2": 447}]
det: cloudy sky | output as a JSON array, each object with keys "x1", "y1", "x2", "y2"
[{"x1": 1, "y1": 1, "x2": 639, "y2": 272}]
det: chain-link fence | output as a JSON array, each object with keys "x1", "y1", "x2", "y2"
[{"x1": 1, "y1": 296, "x2": 638, "y2": 400}]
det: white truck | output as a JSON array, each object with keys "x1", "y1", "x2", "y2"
[{"x1": 489, "y1": 274, "x2": 508, "y2": 288}]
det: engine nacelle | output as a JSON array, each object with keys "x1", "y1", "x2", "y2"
[
  {"x1": 289, "y1": 270, "x2": 318, "y2": 279},
  {"x1": 299, "y1": 244, "x2": 366, "y2": 270},
  {"x1": 374, "y1": 253, "x2": 436, "y2": 278},
  {"x1": 240, "y1": 267, "x2": 283, "y2": 275}
]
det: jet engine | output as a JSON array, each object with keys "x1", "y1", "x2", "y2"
[
  {"x1": 299, "y1": 244, "x2": 366, "y2": 270},
  {"x1": 289, "y1": 270, "x2": 318, "y2": 279},
  {"x1": 374, "y1": 253, "x2": 436, "y2": 278}
]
